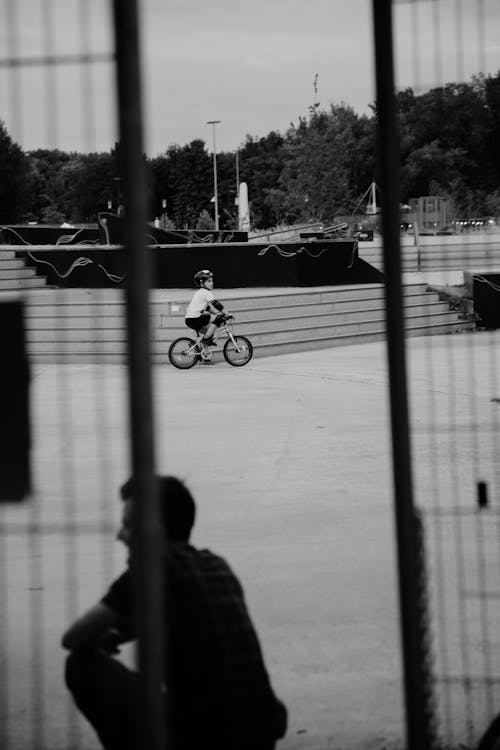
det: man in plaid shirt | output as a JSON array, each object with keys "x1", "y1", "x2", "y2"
[{"x1": 62, "y1": 476, "x2": 287, "y2": 750}]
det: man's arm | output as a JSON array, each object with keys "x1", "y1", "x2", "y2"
[
  {"x1": 61, "y1": 602, "x2": 122, "y2": 651},
  {"x1": 205, "y1": 299, "x2": 225, "y2": 315}
]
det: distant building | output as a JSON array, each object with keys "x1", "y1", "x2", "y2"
[{"x1": 409, "y1": 196, "x2": 453, "y2": 233}]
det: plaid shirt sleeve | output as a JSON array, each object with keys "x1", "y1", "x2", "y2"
[{"x1": 101, "y1": 569, "x2": 133, "y2": 619}]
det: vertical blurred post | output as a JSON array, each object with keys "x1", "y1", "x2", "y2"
[
  {"x1": 111, "y1": 3, "x2": 165, "y2": 749},
  {"x1": 371, "y1": 2, "x2": 436, "y2": 749},
  {"x1": 0, "y1": 300, "x2": 30, "y2": 501},
  {"x1": 207, "y1": 119, "x2": 221, "y2": 230}
]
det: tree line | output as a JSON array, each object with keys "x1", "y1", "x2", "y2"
[{"x1": 1, "y1": 71, "x2": 500, "y2": 230}]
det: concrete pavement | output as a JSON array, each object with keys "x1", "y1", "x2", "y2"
[{"x1": 2, "y1": 329, "x2": 500, "y2": 749}]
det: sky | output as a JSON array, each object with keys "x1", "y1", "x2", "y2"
[{"x1": 1, "y1": 0, "x2": 500, "y2": 156}]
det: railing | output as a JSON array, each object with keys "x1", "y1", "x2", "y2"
[{"x1": 248, "y1": 222, "x2": 324, "y2": 242}]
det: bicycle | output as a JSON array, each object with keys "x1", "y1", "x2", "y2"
[{"x1": 168, "y1": 313, "x2": 253, "y2": 369}]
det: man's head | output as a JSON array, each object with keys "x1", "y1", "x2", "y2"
[{"x1": 117, "y1": 475, "x2": 196, "y2": 546}]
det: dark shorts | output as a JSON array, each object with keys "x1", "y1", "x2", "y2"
[{"x1": 185, "y1": 315, "x2": 211, "y2": 333}]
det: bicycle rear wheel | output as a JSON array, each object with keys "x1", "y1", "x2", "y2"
[
  {"x1": 168, "y1": 337, "x2": 199, "y2": 369},
  {"x1": 223, "y1": 336, "x2": 253, "y2": 366}
]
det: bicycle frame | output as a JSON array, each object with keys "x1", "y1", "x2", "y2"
[{"x1": 195, "y1": 320, "x2": 241, "y2": 351}]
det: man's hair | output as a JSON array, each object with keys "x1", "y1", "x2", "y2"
[{"x1": 120, "y1": 475, "x2": 196, "y2": 542}]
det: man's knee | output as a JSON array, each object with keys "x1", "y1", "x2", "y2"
[
  {"x1": 65, "y1": 649, "x2": 106, "y2": 694},
  {"x1": 65, "y1": 650, "x2": 89, "y2": 692}
]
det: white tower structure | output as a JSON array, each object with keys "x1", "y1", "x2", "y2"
[{"x1": 238, "y1": 182, "x2": 250, "y2": 232}]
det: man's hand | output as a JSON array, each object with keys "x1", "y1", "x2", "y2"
[
  {"x1": 95, "y1": 627, "x2": 133, "y2": 654},
  {"x1": 61, "y1": 603, "x2": 122, "y2": 652}
]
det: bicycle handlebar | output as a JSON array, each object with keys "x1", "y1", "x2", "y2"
[{"x1": 213, "y1": 312, "x2": 234, "y2": 326}]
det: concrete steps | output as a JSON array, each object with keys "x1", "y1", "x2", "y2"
[
  {"x1": 0, "y1": 276, "x2": 50, "y2": 290},
  {"x1": 156, "y1": 307, "x2": 459, "y2": 341},
  {"x1": 0, "y1": 259, "x2": 29, "y2": 270},
  {"x1": 360, "y1": 240, "x2": 500, "y2": 272},
  {"x1": 0, "y1": 249, "x2": 49, "y2": 289},
  {"x1": 0, "y1": 268, "x2": 38, "y2": 279},
  {"x1": 8, "y1": 283, "x2": 475, "y2": 363}
]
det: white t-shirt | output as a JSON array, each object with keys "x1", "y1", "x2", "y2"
[{"x1": 185, "y1": 288, "x2": 215, "y2": 318}]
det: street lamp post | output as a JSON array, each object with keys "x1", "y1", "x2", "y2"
[{"x1": 206, "y1": 120, "x2": 221, "y2": 231}]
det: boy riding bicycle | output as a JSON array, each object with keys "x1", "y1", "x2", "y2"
[{"x1": 185, "y1": 269, "x2": 227, "y2": 360}]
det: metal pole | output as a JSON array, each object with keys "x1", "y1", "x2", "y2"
[
  {"x1": 371, "y1": 2, "x2": 435, "y2": 749},
  {"x1": 111, "y1": 3, "x2": 165, "y2": 750},
  {"x1": 207, "y1": 120, "x2": 220, "y2": 230},
  {"x1": 235, "y1": 149, "x2": 240, "y2": 203}
]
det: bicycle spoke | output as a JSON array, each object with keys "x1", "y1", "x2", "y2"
[
  {"x1": 168, "y1": 338, "x2": 199, "y2": 369},
  {"x1": 223, "y1": 336, "x2": 253, "y2": 367}
]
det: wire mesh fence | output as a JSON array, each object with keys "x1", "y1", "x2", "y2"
[
  {"x1": 1, "y1": 1, "x2": 500, "y2": 749},
  {"x1": 393, "y1": 1, "x2": 500, "y2": 747},
  {"x1": 0, "y1": 2, "x2": 127, "y2": 749}
]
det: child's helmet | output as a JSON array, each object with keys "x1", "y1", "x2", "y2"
[{"x1": 194, "y1": 269, "x2": 213, "y2": 287}]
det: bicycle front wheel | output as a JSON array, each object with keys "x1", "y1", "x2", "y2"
[
  {"x1": 223, "y1": 336, "x2": 253, "y2": 366},
  {"x1": 168, "y1": 337, "x2": 199, "y2": 369}
]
